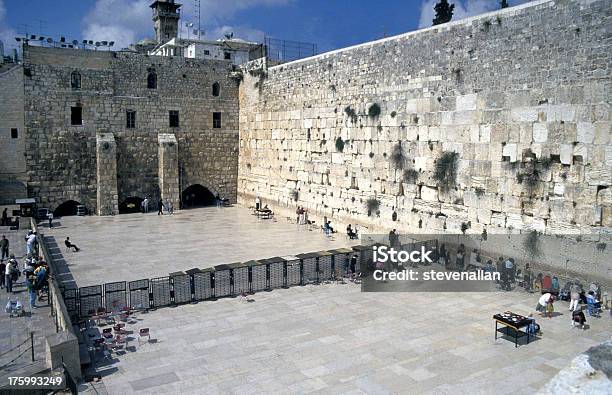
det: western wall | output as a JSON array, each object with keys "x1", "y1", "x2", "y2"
[{"x1": 237, "y1": 0, "x2": 611, "y2": 279}]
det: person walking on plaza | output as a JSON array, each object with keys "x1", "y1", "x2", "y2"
[
  {"x1": 142, "y1": 197, "x2": 149, "y2": 213},
  {"x1": 166, "y1": 199, "x2": 173, "y2": 215},
  {"x1": 158, "y1": 199, "x2": 164, "y2": 215},
  {"x1": 1, "y1": 208, "x2": 8, "y2": 226},
  {"x1": 0, "y1": 259, "x2": 5, "y2": 288},
  {"x1": 255, "y1": 196, "x2": 261, "y2": 211},
  {"x1": 47, "y1": 212, "x2": 54, "y2": 228},
  {"x1": 26, "y1": 231, "x2": 36, "y2": 255},
  {"x1": 0, "y1": 235, "x2": 8, "y2": 261},
  {"x1": 5, "y1": 255, "x2": 17, "y2": 293}
]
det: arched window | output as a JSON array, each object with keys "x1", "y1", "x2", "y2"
[
  {"x1": 147, "y1": 71, "x2": 157, "y2": 89},
  {"x1": 71, "y1": 70, "x2": 81, "y2": 90},
  {"x1": 212, "y1": 82, "x2": 220, "y2": 97}
]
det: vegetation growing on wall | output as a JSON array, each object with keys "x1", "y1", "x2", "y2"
[
  {"x1": 366, "y1": 198, "x2": 380, "y2": 217},
  {"x1": 403, "y1": 168, "x2": 419, "y2": 184},
  {"x1": 368, "y1": 103, "x2": 381, "y2": 118},
  {"x1": 432, "y1": 0, "x2": 454, "y2": 25},
  {"x1": 390, "y1": 142, "x2": 405, "y2": 169},
  {"x1": 335, "y1": 137, "x2": 345, "y2": 152},
  {"x1": 433, "y1": 151, "x2": 459, "y2": 189},
  {"x1": 344, "y1": 106, "x2": 358, "y2": 123}
]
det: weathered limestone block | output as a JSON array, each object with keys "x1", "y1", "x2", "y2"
[
  {"x1": 585, "y1": 167, "x2": 611, "y2": 186},
  {"x1": 158, "y1": 133, "x2": 180, "y2": 209},
  {"x1": 560, "y1": 144, "x2": 573, "y2": 165},
  {"x1": 502, "y1": 143, "x2": 517, "y2": 162},
  {"x1": 532, "y1": 123, "x2": 548, "y2": 143},
  {"x1": 577, "y1": 122, "x2": 595, "y2": 143},
  {"x1": 96, "y1": 132, "x2": 118, "y2": 216}
]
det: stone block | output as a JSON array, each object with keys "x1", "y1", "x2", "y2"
[
  {"x1": 577, "y1": 122, "x2": 595, "y2": 143},
  {"x1": 456, "y1": 94, "x2": 478, "y2": 111},
  {"x1": 532, "y1": 123, "x2": 548, "y2": 143},
  {"x1": 420, "y1": 185, "x2": 439, "y2": 202}
]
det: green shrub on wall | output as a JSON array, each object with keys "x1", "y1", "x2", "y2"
[
  {"x1": 433, "y1": 151, "x2": 459, "y2": 189},
  {"x1": 335, "y1": 137, "x2": 345, "y2": 152},
  {"x1": 368, "y1": 103, "x2": 381, "y2": 118}
]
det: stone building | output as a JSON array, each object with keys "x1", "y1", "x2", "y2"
[
  {"x1": 21, "y1": 45, "x2": 239, "y2": 215},
  {"x1": 0, "y1": 60, "x2": 27, "y2": 204}
]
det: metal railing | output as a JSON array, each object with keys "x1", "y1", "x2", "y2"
[{"x1": 265, "y1": 37, "x2": 317, "y2": 63}]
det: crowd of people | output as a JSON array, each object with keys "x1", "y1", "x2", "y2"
[{"x1": 0, "y1": 231, "x2": 49, "y2": 311}]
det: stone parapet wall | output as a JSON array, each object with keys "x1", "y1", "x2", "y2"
[{"x1": 238, "y1": 0, "x2": 612, "y2": 278}]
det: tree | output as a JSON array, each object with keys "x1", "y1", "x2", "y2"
[
  {"x1": 500, "y1": 0, "x2": 509, "y2": 8},
  {"x1": 433, "y1": 0, "x2": 455, "y2": 26}
]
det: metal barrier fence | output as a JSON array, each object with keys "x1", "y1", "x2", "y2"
[{"x1": 60, "y1": 247, "x2": 363, "y2": 321}]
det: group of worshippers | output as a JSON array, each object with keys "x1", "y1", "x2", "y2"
[{"x1": 1, "y1": 252, "x2": 49, "y2": 308}]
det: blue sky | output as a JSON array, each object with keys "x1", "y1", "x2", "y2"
[{"x1": 0, "y1": 0, "x2": 530, "y2": 54}]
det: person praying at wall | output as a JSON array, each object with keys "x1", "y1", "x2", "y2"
[
  {"x1": 47, "y1": 212, "x2": 54, "y2": 228},
  {"x1": 0, "y1": 235, "x2": 9, "y2": 261},
  {"x1": 1, "y1": 208, "x2": 8, "y2": 226},
  {"x1": 142, "y1": 197, "x2": 149, "y2": 213},
  {"x1": 158, "y1": 200, "x2": 164, "y2": 215}
]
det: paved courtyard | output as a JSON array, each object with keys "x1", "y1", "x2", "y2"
[
  {"x1": 89, "y1": 283, "x2": 611, "y2": 394},
  {"x1": 0, "y1": 227, "x2": 55, "y2": 376},
  {"x1": 44, "y1": 206, "x2": 355, "y2": 287}
]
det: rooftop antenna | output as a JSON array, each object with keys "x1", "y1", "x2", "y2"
[{"x1": 195, "y1": 0, "x2": 201, "y2": 40}]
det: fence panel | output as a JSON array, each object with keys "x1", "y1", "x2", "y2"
[
  {"x1": 150, "y1": 277, "x2": 171, "y2": 308},
  {"x1": 297, "y1": 253, "x2": 318, "y2": 284},
  {"x1": 329, "y1": 248, "x2": 353, "y2": 278},
  {"x1": 128, "y1": 279, "x2": 150, "y2": 310},
  {"x1": 317, "y1": 252, "x2": 333, "y2": 281},
  {"x1": 261, "y1": 257, "x2": 286, "y2": 289},
  {"x1": 193, "y1": 269, "x2": 213, "y2": 301},
  {"x1": 79, "y1": 285, "x2": 103, "y2": 318},
  {"x1": 214, "y1": 265, "x2": 231, "y2": 298},
  {"x1": 61, "y1": 287, "x2": 79, "y2": 321},
  {"x1": 230, "y1": 263, "x2": 249, "y2": 295},
  {"x1": 285, "y1": 256, "x2": 301, "y2": 286},
  {"x1": 104, "y1": 281, "x2": 127, "y2": 312},
  {"x1": 171, "y1": 273, "x2": 192, "y2": 304},
  {"x1": 249, "y1": 262, "x2": 267, "y2": 292}
]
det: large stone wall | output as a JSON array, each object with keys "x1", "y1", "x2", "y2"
[
  {"x1": 22, "y1": 46, "x2": 239, "y2": 213},
  {"x1": 0, "y1": 64, "x2": 27, "y2": 203},
  {"x1": 238, "y1": 0, "x2": 611, "y2": 274}
]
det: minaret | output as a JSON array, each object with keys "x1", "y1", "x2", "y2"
[{"x1": 150, "y1": 0, "x2": 182, "y2": 43}]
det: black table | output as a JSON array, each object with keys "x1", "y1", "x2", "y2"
[{"x1": 493, "y1": 312, "x2": 533, "y2": 348}]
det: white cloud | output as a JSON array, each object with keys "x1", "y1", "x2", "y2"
[
  {"x1": 82, "y1": 0, "x2": 291, "y2": 49},
  {"x1": 418, "y1": 0, "x2": 531, "y2": 29},
  {"x1": 0, "y1": 0, "x2": 18, "y2": 54}
]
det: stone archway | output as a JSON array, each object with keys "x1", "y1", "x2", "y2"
[
  {"x1": 54, "y1": 200, "x2": 82, "y2": 217},
  {"x1": 181, "y1": 184, "x2": 216, "y2": 208}
]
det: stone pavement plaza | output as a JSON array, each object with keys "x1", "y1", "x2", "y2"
[
  {"x1": 47, "y1": 206, "x2": 355, "y2": 287},
  {"x1": 94, "y1": 283, "x2": 611, "y2": 394}
]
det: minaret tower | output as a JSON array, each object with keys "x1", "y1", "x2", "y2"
[{"x1": 150, "y1": 0, "x2": 182, "y2": 43}]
